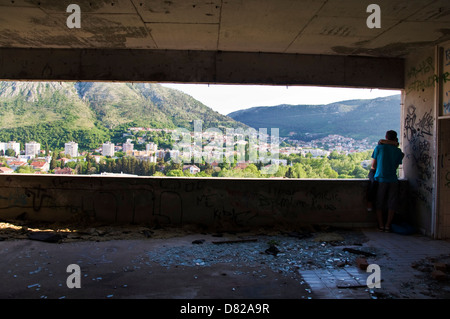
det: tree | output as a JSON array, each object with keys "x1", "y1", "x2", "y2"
[
  {"x1": 352, "y1": 165, "x2": 369, "y2": 178},
  {"x1": 50, "y1": 151, "x2": 58, "y2": 170},
  {"x1": 15, "y1": 166, "x2": 37, "y2": 174},
  {"x1": 86, "y1": 153, "x2": 92, "y2": 174},
  {"x1": 167, "y1": 169, "x2": 183, "y2": 177},
  {"x1": 5, "y1": 149, "x2": 15, "y2": 157}
]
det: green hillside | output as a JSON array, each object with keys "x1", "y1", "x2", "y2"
[
  {"x1": 0, "y1": 81, "x2": 246, "y2": 150},
  {"x1": 227, "y1": 95, "x2": 401, "y2": 142}
]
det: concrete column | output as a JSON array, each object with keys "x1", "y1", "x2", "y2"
[
  {"x1": 402, "y1": 43, "x2": 450, "y2": 239},
  {"x1": 402, "y1": 47, "x2": 437, "y2": 237},
  {"x1": 436, "y1": 41, "x2": 450, "y2": 239}
]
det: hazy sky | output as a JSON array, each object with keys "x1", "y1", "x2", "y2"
[{"x1": 161, "y1": 83, "x2": 401, "y2": 116}]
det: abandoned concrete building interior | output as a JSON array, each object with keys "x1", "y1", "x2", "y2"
[{"x1": 0, "y1": 0, "x2": 450, "y2": 304}]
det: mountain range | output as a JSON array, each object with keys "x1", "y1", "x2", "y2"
[
  {"x1": 0, "y1": 81, "x2": 245, "y2": 131},
  {"x1": 227, "y1": 94, "x2": 401, "y2": 142},
  {"x1": 0, "y1": 81, "x2": 246, "y2": 149}
]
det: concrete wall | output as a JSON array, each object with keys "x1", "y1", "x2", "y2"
[
  {"x1": 402, "y1": 43, "x2": 450, "y2": 239},
  {"x1": 402, "y1": 47, "x2": 438, "y2": 236},
  {"x1": 0, "y1": 174, "x2": 408, "y2": 231}
]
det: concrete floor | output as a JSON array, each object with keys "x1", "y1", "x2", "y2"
[
  {"x1": 0, "y1": 234, "x2": 310, "y2": 300},
  {"x1": 1, "y1": 224, "x2": 450, "y2": 302}
]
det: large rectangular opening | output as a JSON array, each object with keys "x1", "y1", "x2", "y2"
[{"x1": 0, "y1": 81, "x2": 401, "y2": 180}]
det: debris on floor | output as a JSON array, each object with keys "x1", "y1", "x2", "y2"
[
  {"x1": 2, "y1": 219, "x2": 450, "y2": 299},
  {"x1": 407, "y1": 254, "x2": 450, "y2": 298},
  {"x1": 342, "y1": 247, "x2": 376, "y2": 257}
]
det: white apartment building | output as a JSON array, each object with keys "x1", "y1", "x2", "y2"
[
  {"x1": 65, "y1": 141, "x2": 79, "y2": 157},
  {"x1": 146, "y1": 142, "x2": 157, "y2": 153},
  {"x1": 0, "y1": 141, "x2": 20, "y2": 156},
  {"x1": 25, "y1": 141, "x2": 41, "y2": 156},
  {"x1": 102, "y1": 141, "x2": 115, "y2": 157},
  {"x1": 123, "y1": 139, "x2": 134, "y2": 154}
]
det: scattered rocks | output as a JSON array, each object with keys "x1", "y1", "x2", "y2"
[{"x1": 192, "y1": 239, "x2": 205, "y2": 245}]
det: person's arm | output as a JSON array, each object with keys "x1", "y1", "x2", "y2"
[
  {"x1": 379, "y1": 139, "x2": 399, "y2": 147},
  {"x1": 371, "y1": 158, "x2": 377, "y2": 170}
]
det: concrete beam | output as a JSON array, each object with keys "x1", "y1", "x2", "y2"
[{"x1": 0, "y1": 48, "x2": 405, "y2": 89}]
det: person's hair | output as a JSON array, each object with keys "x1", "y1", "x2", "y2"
[{"x1": 386, "y1": 130, "x2": 398, "y2": 142}]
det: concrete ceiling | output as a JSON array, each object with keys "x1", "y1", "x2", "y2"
[{"x1": 0, "y1": 0, "x2": 449, "y2": 58}]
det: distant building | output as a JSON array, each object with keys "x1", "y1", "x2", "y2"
[
  {"x1": 169, "y1": 150, "x2": 180, "y2": 161},
  {"x1": 0, "y1": 141, "x2": 20, "y2": 156},
  {"x1": 65, "y1": 141, "x2": 79, "y2": 157},
  {"x1": 7, "y1": 160, "x2": 27, "y2": 171},
  {"x1": 123, "y1": 139, "x2": 134, "y2": 155},
  {"x1": 235, "y1": 162, "x2": 249, "y2": 170},
  {"x1": 25, "y1": 141, "x2": 41, "y2": 156},
  {"x1": 93, "y1": 155, "x2": 102, "y2": 163},
  {"x1": 146, "y1": 142, "x2": 157, "y2": 152},
  {"x1": 31, "y1": 161, "x2": 49, "y2": 172},
  {"x1": 0, "y1": 167, "x2": 14, "y2": 174},
  {"x1": 54, "y1": 167, "x2": 75, "y2": 175},
  {"x1": 183, "y1": 164, "x2": 201, "y2": 174},
  {"x1": 155, "y1": 150, "x2": 165, "y2": 159},
  {"x1": 8, "y1": 141, "x2": 20, "y2": 156},
  {"x1": 271, "y1": 159, "x2": 288, "y2": 166},
  {"x1": 102, "y1": 142, "x2": 115, "y2": 157}
]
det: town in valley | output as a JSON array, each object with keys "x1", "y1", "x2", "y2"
[{"x1": 0, "y1": 127, "x2": 379, "y2": 179}]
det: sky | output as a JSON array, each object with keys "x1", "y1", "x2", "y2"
[{"x1": 161, "y1": 83, "x2": 401, "y2": 116}]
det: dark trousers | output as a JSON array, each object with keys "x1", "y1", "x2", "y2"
[{"x1": 367, "y1": 169, "x2": 378, "y2": 207}]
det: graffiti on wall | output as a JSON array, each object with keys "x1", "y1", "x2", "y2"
[
  {"x1": 444, "y1": 90, "x2": 450, "y2": 115},
  {"x1": 0, "y1": 176, "x2": 362, "y2": 228},
  {"x1": 404, "y1": 105, "x2": 435, "y2": 207},
  {"x1": 406, "y1": 56, "x2": 436, "y2": 94},
  {"x1": 444, "y1": 49, "x2": 450, "y2": 115}
]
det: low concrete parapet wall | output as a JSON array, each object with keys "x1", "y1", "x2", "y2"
[{"x1": 0, "y1": 174, "x2": 409, "y2": 230}]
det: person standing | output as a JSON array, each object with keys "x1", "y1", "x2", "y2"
[{"x1": 371, "y1": 130, "x2": 404, "y2": 232}]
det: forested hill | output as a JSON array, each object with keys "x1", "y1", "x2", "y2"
[
  {"x1": 228, "y1": 94, "x2": 401, "y2": 142},
  {"x1": 0, "y1": 81, "x2": 247, "y2": 150}
]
